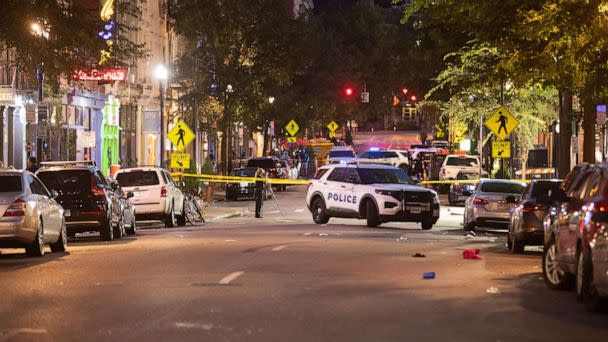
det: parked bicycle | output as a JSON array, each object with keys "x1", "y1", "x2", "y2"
[{"x1": 181, "y1": 184, "x2": 206, "y2": 225}]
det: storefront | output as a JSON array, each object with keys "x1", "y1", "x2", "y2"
[
  {"x1": 140, "y1": 109, "x2": 160, "y2": 166},
  {"x1": 99, "y1": 96, "x2": 121, "y2": 176},
  {"x1": 0, "y1": 88, "x2": 27, "y2": 169},
  {"x1": 120, "y1": 103, "x2": 137, "y2": 167}
]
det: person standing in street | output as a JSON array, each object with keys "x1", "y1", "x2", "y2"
[
  {"x1": 254, "y1": 167, "x2": 267, "y2": 218},
  {"x1": 27, "y1": 157, "x2": 39, "y2": 173}
]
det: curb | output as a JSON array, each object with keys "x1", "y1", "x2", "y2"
[{"x1": 207, "y1": 208, "x2": 250, "y2": 222}]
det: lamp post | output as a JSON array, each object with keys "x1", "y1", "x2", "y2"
[{"x1": 154, "y1": 64, "x2": 168, "y2": 167}]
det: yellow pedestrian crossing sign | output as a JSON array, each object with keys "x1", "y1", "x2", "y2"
[
  {"x1": 485, "y1": 106, "x2": 519, "y2": 140},
  {"x1": 287, "y1": 137, "x2": 297, "y2": 143},
  {"x1": 168, "y1": 119, "x2": 195, "y2": 152},
  {"x1": 286, "y1": 120, "x2": 299, "y2": 136},
  {"x1": 170, "y1": 152, "x2": 190, "y2": 169},
  {"x1": 327, "y1": 120, "x2": 339, "y2": 132},
  {"x1": 329, "y1": 131, "x2": 336, "y2": 138},
  {"x1": 492, "y1": 141, "x2": 511, "y2": 158}
]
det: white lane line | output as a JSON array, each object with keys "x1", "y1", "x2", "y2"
[
  {"x1": 0, "y1": 328, "x2": 48, "y2": 341},
  {"x1": 267, "y1": 210, "x2": 281, "y2": 214},
  {"x1": 272, "y1": 245, "x2": 287, "y2": 251},
  {"x1": 224, "y1": 239, "x2": 236, "y2": 242},
  {"x1": 175, "y1": 322, "x2": 214, "y2": 330},
  {"x1": 218, "y1": 271, "x2": 245, "y2": 285},
  {"x1": 294, "y1": 208, "x2": 305, "y2": 213}
]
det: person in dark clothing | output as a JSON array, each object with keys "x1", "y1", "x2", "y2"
[
  {"x1": 27, "y1": 157, "x2": 39, "y2": 173},
  {"x1": 254, "y1": 168, "x2": 267, "y2": 218}
]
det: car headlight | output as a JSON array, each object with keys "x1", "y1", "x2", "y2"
[{"x1": 375, "y1": 189, "x2": 398, "y2": 196}]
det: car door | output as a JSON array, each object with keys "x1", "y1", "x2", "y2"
[
  {"x1": 325, "y1": 168, "x2": 349, "y2": 214},
  {"x1": 27, "y1": 174, "x2": 57, "y2": 239},
  {"x1": 165, "y1": 170, "x2": 184, "y2": 213},
  {"x1": 557, "y1": 170, "x2": 595, "y2": 267},
  {"x1": 340, "y1": 168, "x2": 360, "y2": 213}
]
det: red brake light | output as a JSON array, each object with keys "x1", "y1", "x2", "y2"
[
  {"x1": 453, "y1": 184, "x2": 461, "y2": 190},
  {"x1": 90, "y1": 175, "x2": 105, "y2": 197},
  {"x1": 4, "y1": 198, "x2": 26, "y2": 217},
  {"x1": 161, "y1": 186, "x2": 167, "y2": 197},
  {"x1": 472, "y1": 197, "x2": 489, "y2": 206},
  {"x1": 522, "y1": 202, "x2": 548, "y2": 212}
]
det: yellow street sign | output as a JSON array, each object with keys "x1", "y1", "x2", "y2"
[
  {"x1": 287, "y1": 137, "x2": 297, "y2": 143},
  {"x1": 329, "y1": 131, "x2": 336, "y2": 138},
  {"x1": 492, "y1": 141, "x2": 511, "y2": 158},
  {"x1": 170, "y1": 152, "x2": 190, "y2": 169},
  {"x1": 168, "y1": 119, "x2": 195, "y2": 152},
  {"x1": 327, "y1": 120, "x2": 339, "y2": 132},
  {"x1": 286, "y1": 120, "x2": 299, "y2": 136},
  {"x1": 485, "y1": 106, "x2": 519, "y2": 140}
]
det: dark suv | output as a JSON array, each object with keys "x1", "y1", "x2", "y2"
[
  {"x1": 37, "y1": 161, "x2": 125, "y2": 241},
  {"x1": 246, "y1": 157, "x2": 288, "y2": 191}
]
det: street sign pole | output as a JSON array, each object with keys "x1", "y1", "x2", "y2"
[{"x1": 479, "y1": 115, "x2": 483, "y2": 177}]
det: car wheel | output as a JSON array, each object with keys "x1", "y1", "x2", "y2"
[
  {"x1": 50, "y1": 220, "x2": 67, "y2": 253},
  {"x1": 506, "y1": 230, "x2": 513, "y2": 249},
  {"x1": 164, "y1": 204, "x2": 176, "y2": 228},
  {"x1": 510, "y1": 229, "x2": 524, "y2": 254},
  {"x1": 448, "y1": 193, "x2": 454, "y2": 206},
  {"x1": 25, "y1": 220, "x2": 45, "y2": 257},
  {"x1": 366, "y1": 200, "x2": 380, "y2": 228},
  {"x1": 127, "y1": 215, "x2": 137, "y2": 235},
  {"x1": 421, "y1": 219, "x2": 433, "y2": 230},
  {"x1": 542, "y1": 238, "x2": 572, "y2": 290},
  {"x1": 311, "y1": 197, "x2": 330, "y2": 224},
  {"x1": 100, "y1": 218, "x2": 114, "y2": 241},
  {"x1": 177, "y1": 202, "x2": 187, "y2": 227},
  {"x1": 576, "y1": 247, "x2": 606, "y2": 312},
  {"x1": 113, "y1": 217, "x2": 124, "y2": 240}
]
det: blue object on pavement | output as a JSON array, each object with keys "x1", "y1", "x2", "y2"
[{"x1": 423, "y1": 272, "x2": 435, "y2": 279}]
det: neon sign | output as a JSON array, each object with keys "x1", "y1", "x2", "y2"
[
  {"x1": 99, "y1": 0, "x2": 115, "y2": 65},
  {"x1": 74, "y1": 69, "x2": 128, "y2": 81}
]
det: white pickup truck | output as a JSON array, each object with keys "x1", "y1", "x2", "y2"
[{"x1": 439, "y1": 154, "x2": 480, "y2": 180}]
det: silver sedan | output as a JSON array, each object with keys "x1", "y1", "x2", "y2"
[
  {"x1": 0, "y1": 170, "x2": 66, "y2": 256},
  {"x1": 463, "y1": 179, "x2": 526, "y2": 231}
]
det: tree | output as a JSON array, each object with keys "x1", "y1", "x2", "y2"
[{"x1": 0, "y1": 0, "x2": 145, "y2": 90}]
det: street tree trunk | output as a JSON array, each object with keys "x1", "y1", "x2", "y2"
[
  {"x1": 558, "y1": 91, "x2": 572, "y2": 178},
  {"x1": 583, "y1": 96, "x2": 596, "y2": 164}
]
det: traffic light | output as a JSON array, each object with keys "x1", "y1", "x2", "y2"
[
  {"x1": 410, "y1": 95, "x2": 417, "y2": 102},
  {"x1": 401, "y1": 88, "x2": 408, "y2": 96},
  {"x1": 344, "y1": 86, "x2": 354, "y2": 97}
]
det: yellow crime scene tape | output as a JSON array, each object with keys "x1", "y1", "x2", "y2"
[
  {"x1": 172, "y1": 172, "x2": 311, "y2": 185},
  {"x1": 420, "y1": 178, "x2": 531, "y2": 185}
]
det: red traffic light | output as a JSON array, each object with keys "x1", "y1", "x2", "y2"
[
  {"x1": 410, "y1": 95, "x2": 417, "y2": 102},
  {"x1": 344, "y1": 86, "x2": 354, "y2": 97},
  {"x1": 401, "y1": 88, "x2": 408, "y2": 95}
]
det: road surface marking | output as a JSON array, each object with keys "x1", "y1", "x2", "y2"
[
  {"x1": 272, "y1": 245, "x2": 287, "y2": 251},
  {"x1": 219, "y1": 271, "x2": 244, "y2": 285},
  {"x1": 267, "y1": 210, "x2": 280, "y2": 214},
  {"x1": 175, "y1": 322, "x2": 214, "y2": 330},
  {"x1": 224, "y1": 239, "x2": 236, "y2": 242},
  {"x1": 0, "y1": 328, "x2": 47, "y2": 341},
  {"x1": 294, "y1": 208, "x2": 305, "y2": 213}
]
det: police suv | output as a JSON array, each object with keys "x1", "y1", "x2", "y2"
[{"x1": 306, "y1": 163, "x2": 440, "y2": 229}]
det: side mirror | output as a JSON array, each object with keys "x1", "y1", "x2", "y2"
[
  {"x1": 506, "y1": 195, "x2": 517, "y2": 204},
  {"x1": 50, "y1": 190, "x2": 59, "y2": 199},
  {"x1": 127, "y1": 191, "x2": 134, "y2": 199}
]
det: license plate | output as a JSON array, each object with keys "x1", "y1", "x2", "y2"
[
  {"x1": 64, "y1": 209, "x2": 71, "y2": 217},
  {"x1": 240, "y1": 182, "x2": 250, "y2": 187},
  {"x1": 408, "y1": 207, "x2": 422, "y2": 214}
]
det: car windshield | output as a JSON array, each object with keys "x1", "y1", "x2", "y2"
[
  {"x1": 480, "y1": 182, "x2": 525, "y2": 194},
  {"x1": 246, "y1": 159, "x2": 275, "y2": 169},
  {"x1": 329, "y1": 151, "x2": 355, "y2": 158},
  {"x1": 357, "y1": 168, "x2": 414, "y2": 185},
  {"x1": 446, "y1": 157, "x2": 478, "y2": 166},
  {"x1": 37, "y1": 170, "x2": 91, "y2": 194},
  {"x1": 0, "y1": 175, "x2": 22, "y2": 192},
  {"x1": 530, "y1": 181, "x2": 561, "y2": 204},
  {"x1": 116, "y1": 171, "x2": 160, "y2": 187},
  {"x1": 234, "y1": 169, "x2": 256, "y2": 177}
]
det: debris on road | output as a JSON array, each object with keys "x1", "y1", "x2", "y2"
[
  {"x1": 412, "y1": 253, "x2": 426, "y2": 258},
  {"x1": 463, "y1": 248, "x2": 482, "y2": 260},
  {"x1": 486, "y1": 287, "x2": 500, "y2": 294},
  {"x1": 423, "y1": 272, "x2": 436, "y2": 279}
]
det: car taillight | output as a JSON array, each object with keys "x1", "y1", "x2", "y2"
[
  {"x1": 90, "y1": 175, "x2": 105, "y2": 197},
  {"x1": 453, "y1": 184, "x2": 461, "y2": 190},
  {"x1": 522, "y1": 202, "x2": 547, "y2": 212},
  {"x1": 161, "y1": 186, "x2": 167, "y2": 197},
  {"x1": 4, "y1": 198, "x2": 26, "y2": 217},
  {"x1": 472, "y1": 197, "x2": 489, "y2": 206}
]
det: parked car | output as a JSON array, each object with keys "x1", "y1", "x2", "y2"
[
  {"x1": 507, "y1": 179, "x2": 561, "y2": 253},
  {"x1": 357, "y1": 149, "x2": 409, "y2": 173},
  {"x1": 246, "y1": 157, "x2": 288, "y2": 191},
  {"x1": 542, "y1": 163, "x2": 608, "y2": 311},
  {"x1": 431, "y1": 140, "x2": 449, "y2": 149},
  {"x1": 447, "y1": 170, "x2": 480, "y2": 206},
  {"x1": 463, "y1": 179, "x2": 526, "y2": 231},
  {"x1": 226, "y1": 168, "x2": 271, "y2": 201},
  {"x1": 37, "y1": 161, "x2": 125, "y2": 241},
  {"x1": 115, "y1": 167, "x2": 186, "y2": 227},
  {"x1": 0, "y1": 170, "x2": 66, "y2": 256},
  {"x1": 108, "y1": 179, "x2": 136, "y2": 235},
  {"x1": 327, "y1": 146, "x2": 357, "y2": 164},
  {"x1": 439, "y1": 154, "x2": 480, "y2": 180}
]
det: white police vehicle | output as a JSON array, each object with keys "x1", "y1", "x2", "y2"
[{"x1": 306, "y1": 163, "x2": 440, "y2": 229}]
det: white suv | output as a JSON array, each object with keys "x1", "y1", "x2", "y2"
[
  {"x1": 306, "y1": 163, "x2": 440, "y2": 229},
  {"x1": 327, "y1": 146, "x2": 357, "y2": 164},
  {"x1": 115, "y1": 167, "x2": 186, "y2": 227},
  {"x1": 439, "y1": 154, "x2": 481, "y2": 180},
  {"x1": 357, "y1": 149, "x2": 409, "y2": 171}
]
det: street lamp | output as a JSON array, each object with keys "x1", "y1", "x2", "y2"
[
  {"x1": 154, "y1": 64, "x2": 169, "y2": 167},
  {"x1": 268, "y1": 96, "x2": 275, "y2": 104}
]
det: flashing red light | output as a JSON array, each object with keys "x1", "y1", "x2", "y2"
[
  {"x1": 402, "y1": 88, "x2": 408, "y2": 95},
  {"x1": 344, "y1": 87, "x2": 354, "y2": 97},
  {"x1": 410, "y1": 95, "x2": 417, "y2": 102}
]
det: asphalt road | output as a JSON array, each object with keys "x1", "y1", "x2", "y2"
[{"x1": 1, "y1": 186, "x2": 607, "y2": 341}]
